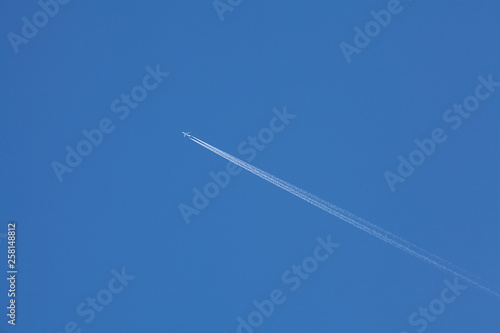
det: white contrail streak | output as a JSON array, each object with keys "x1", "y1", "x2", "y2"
[{"x1": 186, "y1": 134, "x2": 500, "y2": 298}]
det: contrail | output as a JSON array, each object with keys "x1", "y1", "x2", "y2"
[{"x1": 186, "y1": 133, "x2": 500, "y2": 298}]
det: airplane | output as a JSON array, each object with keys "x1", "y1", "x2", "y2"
[{"x1": 182, "y1": 131, "x2": 191, "y2": 137}]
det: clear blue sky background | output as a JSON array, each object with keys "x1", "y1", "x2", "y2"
[{"x1": 1, "y1": 0, "x2": 499, "y2": 332}]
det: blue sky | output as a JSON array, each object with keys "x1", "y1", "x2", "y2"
[{"x1": 1, "y1": 0, "x2": 499, "y2": 332}]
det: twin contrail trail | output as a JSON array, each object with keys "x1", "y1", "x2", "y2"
[{"x1": 185, "y1": 133, "x2": 500, "y2": 298}]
